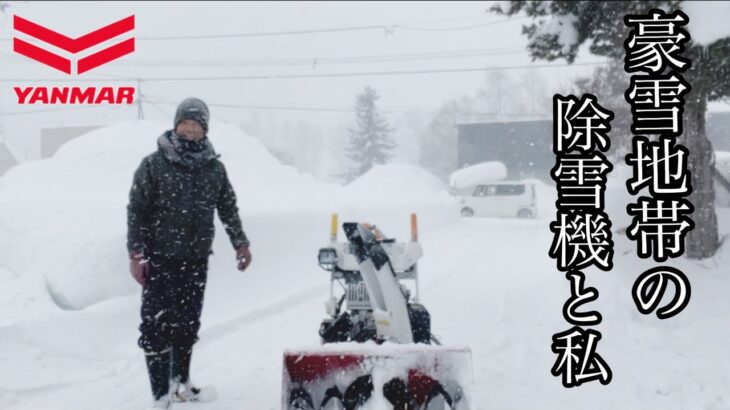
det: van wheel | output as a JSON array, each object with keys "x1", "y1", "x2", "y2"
[
  {"x1": 517, "y1": 209, "x2": 533, "y2": 219},
  {"x1": 461, "y1": 208, "x2": 474, "y2": 217}
]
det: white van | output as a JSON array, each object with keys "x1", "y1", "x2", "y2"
[{"x1": 456, "y1": 181, "x2": 537, "y2": 218}]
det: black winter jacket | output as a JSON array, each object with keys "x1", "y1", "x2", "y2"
[{"x1": 127, "y1": 131, "x2": 249, "y2": 259}]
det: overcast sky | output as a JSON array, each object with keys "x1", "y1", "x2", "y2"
[{"x1": 0, "y1": 1, "x2": 727, "y2": 162}]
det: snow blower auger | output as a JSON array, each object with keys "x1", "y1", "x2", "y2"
[{"x1": 282, "y1": 214, "x2": 473, "y2": 410}]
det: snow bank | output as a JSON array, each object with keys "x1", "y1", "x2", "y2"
[
  {"x1": 0, "y1": 122, "x2": 455, "y2": 310},
  {"x1": 0, "y1": 121, "x2": 333, "y2": 309},
  {"x1": 449, "y1": 161, "x2": 507, "y2": 190},
  {"x1": 337, "y1": 163, "x2": 458, "y2": 243},
  {"x1": 345, "y1": 163, "x2": 447, "y2": 200}
]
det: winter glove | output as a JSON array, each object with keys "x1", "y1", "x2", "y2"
[
  {"x1": 236, "y1": 245, "x2": 251, "y2": 272},
  {"x1": 129, "y1": 251, "x2": 150, "y2": 285}
]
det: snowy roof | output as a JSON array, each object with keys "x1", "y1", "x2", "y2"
[
  {"x1": 449, "y1": 161, "x2": 507, "y2": 189},
  {"x1": 683, "y1": 1, "x2": 730, "y2": 46}
]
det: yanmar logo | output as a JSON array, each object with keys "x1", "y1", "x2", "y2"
[
  {"x1": 14, "y1": 15, "x2": 135, "y2": 74},
  {"x1": 12, "y1": 15, "x2": 136, "y2": 105}
]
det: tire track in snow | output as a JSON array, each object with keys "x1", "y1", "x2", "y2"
[{"x1": 198, "y1": 284, "x2": 328, "y2": 341}]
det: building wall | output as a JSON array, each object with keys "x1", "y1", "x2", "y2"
[
  {"x1": 458, "y1": 113, "x2": 730, "y2": 183},
  {"x1": 457, "y1": 120, "x2": 553, "y2": 182},
  {"x1": 40, "y1": 126, "x2": 102, "y2": 159}
]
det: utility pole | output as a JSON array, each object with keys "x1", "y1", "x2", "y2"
[{"x1": 137, "y1": 78, "x2": 144, "y2": 120}]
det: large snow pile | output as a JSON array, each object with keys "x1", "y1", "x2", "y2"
[
  {"x1": 449, "y1": 161, "x2": 508, "y2": 190},
  {"x1": 0, "y1": 122, "x2": 167, "y2": 311},
  {"x1": 0, "y1": 121, "x2": 324, "y2": 309},
  {"x1": 336, "y1": 164, "x2": 458, "y2": 241},
  {"x1": 346, "y1": 163, "x2": 447, "y2": 197},
  {"x1": 0, "y1": 121, "x2": 455, "y2": 310}
]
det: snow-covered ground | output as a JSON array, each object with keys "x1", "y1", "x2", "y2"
[{"x1": 0, "y1": 121, "x2": 728, "y2": 409}]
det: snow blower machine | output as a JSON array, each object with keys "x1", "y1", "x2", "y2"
[{"x1": 282, "y1": 214, "x2": 473, "y2": 410}]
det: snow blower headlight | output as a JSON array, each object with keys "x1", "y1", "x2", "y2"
[{"x1": 318, "y1": 248, "x2": 338, "y2": 271}]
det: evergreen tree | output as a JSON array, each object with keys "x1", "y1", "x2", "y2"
[
  {"x1": 494, "y1": 1, "x2": 729, "y2": 258},
  {"x1": 344, "y1": 86, "x2": 396, "y2": 181}
]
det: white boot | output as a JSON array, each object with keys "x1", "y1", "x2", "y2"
[
  {"x1": 172, "y1": 381, "x2": 217, "y2": 403},
  {"x1": 151, "y1": 393, "x2": 171, "y2": 409}
]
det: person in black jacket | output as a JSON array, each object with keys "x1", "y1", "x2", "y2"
[{"x1": 127, "y1": 97, "x2": 251, "y2": 409}]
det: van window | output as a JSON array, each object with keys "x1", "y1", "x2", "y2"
[
  {"x1": 495, "y1": 184, "x2": 526, "y2": 196},
  {"x1": 473, "y1": 185, "x2": 497, "y2": 197}
]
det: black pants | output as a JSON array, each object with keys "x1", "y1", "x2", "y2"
[
  {"x1": 139, "y1": 256, "x2": 209, "y2": 353},
  {"x1": 139, "y1": 256, "x2": 208, "y2": 399}
]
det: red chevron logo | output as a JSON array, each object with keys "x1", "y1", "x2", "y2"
[{"x1": 13, "y1": 15, "x2": 135, "y2": 74}]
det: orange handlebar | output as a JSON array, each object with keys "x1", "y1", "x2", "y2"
[
  {"x1": 330, "y1": 213, "x2": 338, "y2": 242},
  {"x1": 410, "y1": 213, "x2": 418, "y2": 242}
]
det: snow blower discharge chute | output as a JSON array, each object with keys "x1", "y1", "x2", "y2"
[{"x1": 282, "y1": 214, "x2": 473, "y2": 409}]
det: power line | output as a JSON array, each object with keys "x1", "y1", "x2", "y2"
[
  {"x1": 107, "y1": 47, "x2": 527, "y2": 68},
  {"x1": 397, "y1": 20, "x2": 525, "y2": 32},
  {"x1": 0, "y1": 45, "x2": 527, "y2": 68},
  {"x1": 0, "y1": 16, "x2": 529, "y2": 42},
  {"x1": 0, "y1": 61, "x2": 609, "y2": 83},
  {"x1": 140, "y1": 24, "x2": 386, "y2": 40},
  {"x1": 141, "y1": 16, "x2": 529, "y2": 40},
  {"x1": 144, "y1": 99, "x2": 355, "y2": 114},
  {"x1": 144, "y1": 98, "x2": 547, "y2": 117},
  {"x1": 0, "y1": 25, "x2": 385, "y2": 42},
  {"x1": 0, "y1": 97, "x2": 546, "y2": 118}
]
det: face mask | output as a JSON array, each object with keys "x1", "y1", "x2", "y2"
[{"x1": 172, "y1": 132, "x2": 208, "y2": 153}]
